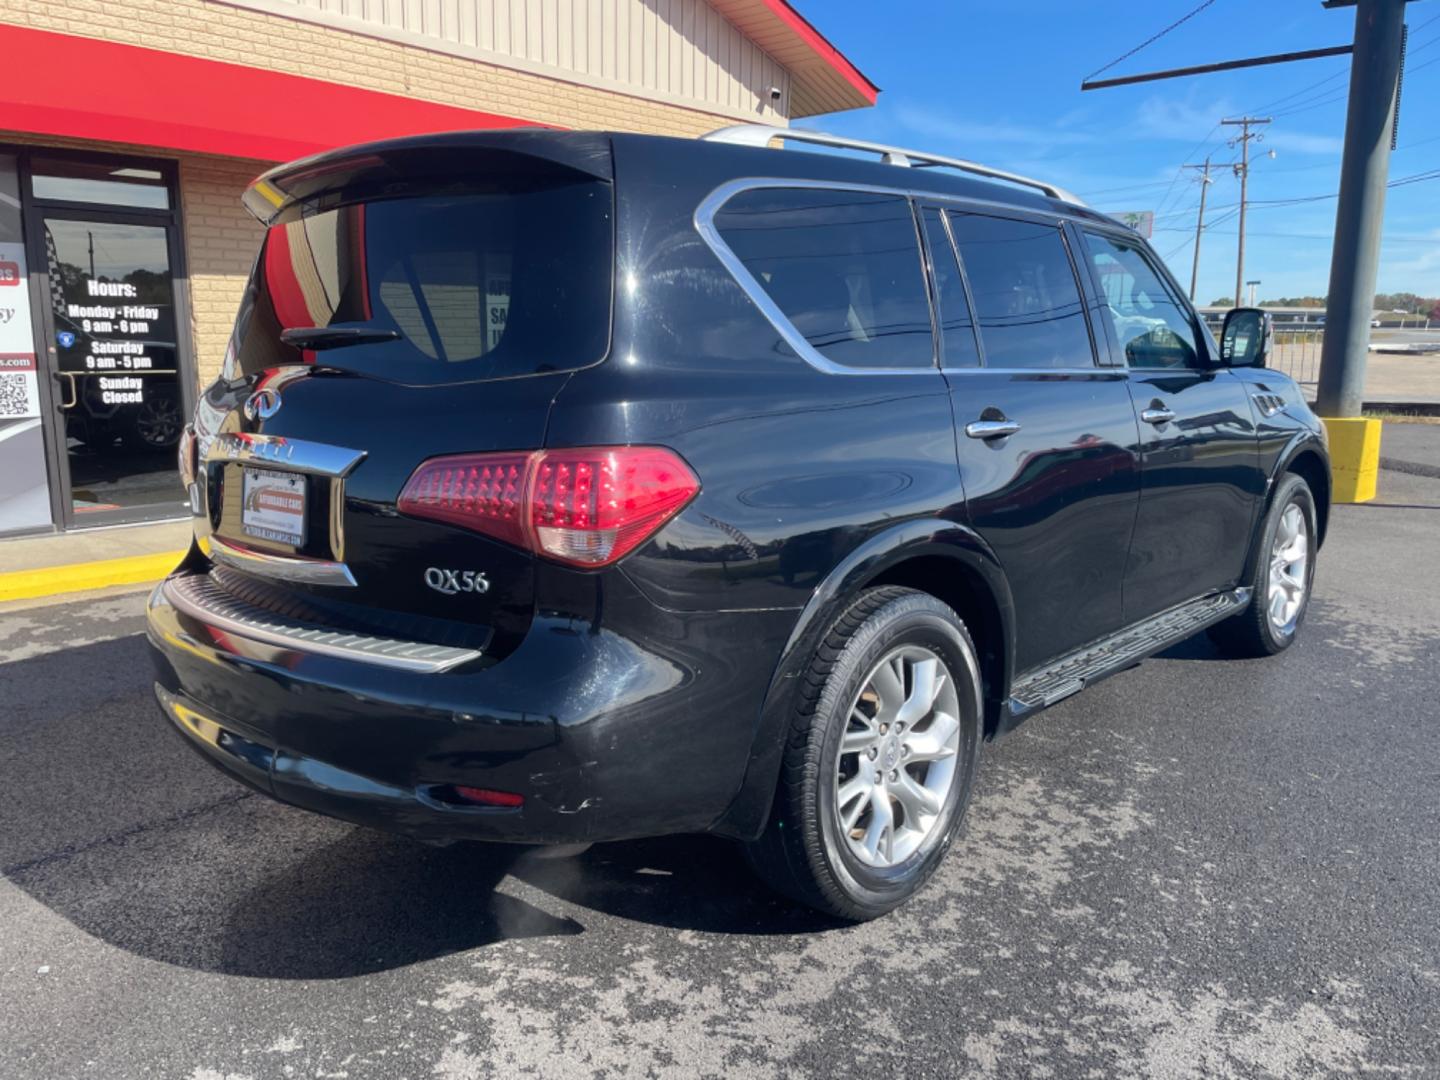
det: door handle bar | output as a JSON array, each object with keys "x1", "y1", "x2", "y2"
[
  {"x1": 52, "y1": 370, "x2": 78, "y2": 410},
  {"x1": 1140, "y1": 407, "x2": 1175, "y2": 425},
  {"x1": 965, "y1": 419, "x2": 1021, "y2": 440}
]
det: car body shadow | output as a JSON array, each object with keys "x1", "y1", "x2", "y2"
[
  {"x1": 1154, "y1": 629, "x2": 1229, "y2": 662},
  {"x1": 1, "y1": 634, "x2": 828, "y2": 982}
]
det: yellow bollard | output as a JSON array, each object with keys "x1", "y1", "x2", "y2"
[{"x1": 1320, "y1": 417, "x2": 1381, "y2": 503}]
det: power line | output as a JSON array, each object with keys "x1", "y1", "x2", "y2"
[
  {"x1": 1271, "y1": 88, "x2": 1350, "y2": 118},
  {"x1": 1148, "y1": 165, "x2": 1440, "y2": 219},
  {"x1": 1248, "y1": 65, "x2": 1349, "y2": 114},
  {"x1": 1076, "y1": 177, "x2": 1186, "y2": 198},
  {"x1": 1082, "y1": 0, "x2": 1219, "y2": 83}
]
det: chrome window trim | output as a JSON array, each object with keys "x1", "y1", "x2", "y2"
[
  {"x1": 203, "y1": 535, "x2": 359, "y2": 588},
  {"x1": 696, "y1": 177, "x2": 1095, "y2": 377},
  {"x1": 945, "y1": 367, "x2": 1127, "y2": 376}
]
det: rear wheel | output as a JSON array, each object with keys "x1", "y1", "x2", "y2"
[
  {"x1": 124, "y1": 387, "x2": 183, "y2": 451},
  {"x1": 1209, "y1": 473, "x2": 1317, "y2": 657},
  {"x1": 745, "y1": 587, "x2": 982, "y2": 921}
]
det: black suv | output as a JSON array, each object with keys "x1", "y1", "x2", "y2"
[{"x1": 147, "y1": 127, "x2": 1329, "y2": 920}]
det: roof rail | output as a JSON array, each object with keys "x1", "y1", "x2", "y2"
[{"x1": 701, "y1": 124, "x2": 1085, "y2": 206}]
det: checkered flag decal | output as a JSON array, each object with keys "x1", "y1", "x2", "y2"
[{"x1": 44, "y1": 224, "x2": 65, "y2": 317}]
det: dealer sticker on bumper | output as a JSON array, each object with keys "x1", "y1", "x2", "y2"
[{"x1": 241, "y1": 467, "x2": 307, "y2": 547}]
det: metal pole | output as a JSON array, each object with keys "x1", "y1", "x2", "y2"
[
  {"x1": 1235, "y1": 131, "x2": 1249, "y2": 306},
  {"x1": 1317, "y1": 0, "x2": 1407, "y2": 417},
  {"x1": 1221, "y1": 118, "x2": 1270, "y2": 303},
  {"x1": 1187, "y1": 156, "x2": 1212, "y2": 301}
]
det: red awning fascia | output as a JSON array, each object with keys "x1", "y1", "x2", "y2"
[
  {"x1": 0, "y1": 25, "x2": 545, "y2": 165},
  {"x1": 759, "y1": 0, "x2": 879, "y2": 105}
]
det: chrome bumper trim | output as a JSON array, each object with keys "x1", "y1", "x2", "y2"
[{"x1": 160, "y1": 573, "x2": 483, "y2": 674}]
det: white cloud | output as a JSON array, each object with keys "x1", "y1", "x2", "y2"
[
  {"x1": 889, "y1": 102, "x2": 1098, "y2": 148},
  {"x1": 1263, "y1": 131, "x2": 1344, "y2": 156},
  {"x1": 1133, "y1": 91, "x2": 1238, "y2": 142}
]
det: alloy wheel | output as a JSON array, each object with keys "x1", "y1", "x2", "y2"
[
  {"x1": 1267, "y1": 502, "x2": 1309, "y2": 634},
  {"x1": 835, "y1": 645, "x2": 961, "y2": 868},
  {"x1": 135, "y1": 394, "x2": 182, "y2": 449}
]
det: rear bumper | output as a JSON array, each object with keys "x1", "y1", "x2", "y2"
[{"x1": 146, "y1": 568, "x2": 799, "y2": 845}]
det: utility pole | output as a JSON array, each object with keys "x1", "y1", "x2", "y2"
[
  {"x1": 1222, "y1": 117, "x2": 1270, "y2": 306},
  {"x1": 1317, "y1": 0, "x2": 1408, "y2": 417},
  {"x1": 1184, "y1": 156, "x2": 1214, "y2": 301}
]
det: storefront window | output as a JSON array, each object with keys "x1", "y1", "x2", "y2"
[
  {"x1": 43, "y1": 217, "x2": 185, "y2": 514},
  {"x1": 30, "y1": 157, "x2": 170, "y2": 210},
  {"x1": 2, "y1": 146, "x2": 192, "y2": 533}
]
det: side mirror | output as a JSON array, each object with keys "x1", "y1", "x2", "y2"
[{"x1": 1220, "y1": 307, "x2": 1272, "y2": 368}]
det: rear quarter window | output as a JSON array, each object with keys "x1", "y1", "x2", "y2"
[{"x1": 711, "y1": 187, "x2": 935, "y2": 371}]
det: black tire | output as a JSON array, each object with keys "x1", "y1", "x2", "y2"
[
  {"x1": 1208, "y1": 473, "x2": 1317, "y2": 658},
  {"x1": 123, "y1": 388, "x2": 183, "y2": 451},
  {"x1": 744, "y1": 587, "x2": 983, "y2": 921}
]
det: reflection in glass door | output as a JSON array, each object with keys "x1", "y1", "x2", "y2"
[{"x1": 41, "y1": 216, "x2": 187, "y2": 520}]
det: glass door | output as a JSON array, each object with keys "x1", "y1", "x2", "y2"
[{"x1": 28, "y1": 205, "x2": 191, "y2": 527}]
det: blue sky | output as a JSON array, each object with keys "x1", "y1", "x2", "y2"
[{"x1": 793, "y1": 0, "x2": 1440, "y2": 304}]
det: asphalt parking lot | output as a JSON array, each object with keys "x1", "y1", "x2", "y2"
[{"x1": 2, "y1": 463, "x2": 1438, "y2": 1079}]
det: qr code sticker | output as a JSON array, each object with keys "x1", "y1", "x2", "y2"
[{"x1": 0, "y1": 372, "x2": 39, "y2": 419}]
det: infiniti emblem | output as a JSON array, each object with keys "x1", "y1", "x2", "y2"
[{"x1": 243, "y1": 388, "x2": 283, "y2": 421}]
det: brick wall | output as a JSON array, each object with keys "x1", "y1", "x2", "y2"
[{"x1": 179, "y1": 153, "x2": 268, "y2": 385}]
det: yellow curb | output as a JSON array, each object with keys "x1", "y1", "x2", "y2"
[{"x1": 0, "y1": 551, "x2": 185, "y2": 603}]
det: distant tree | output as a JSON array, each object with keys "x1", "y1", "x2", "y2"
[
  {"x1": 1430, "y1": 298, "x2": 1440, "y2": 322},
  {"x1": 1375, "y1": 292, "x2": 1424, "y2": 314},
  {"x1": 1210, "y1": 296, "x2": 1235, "y2": 307}
]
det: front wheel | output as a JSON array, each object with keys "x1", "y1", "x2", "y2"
[
  {"x1": 1209, "y1": 473, "x2": 1317, "y2": 657},
  {"x1": 745, "y1": 587, "x2": 982, "y2": 921}
]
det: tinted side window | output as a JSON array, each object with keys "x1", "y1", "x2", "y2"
[
  {"x1": 1081, "y1": 231, "x2": 1202, "y2": 370},
  {"x1": 946, "y1": 212, "x2": 1094, "y2": 370},
  {"x1": 714, "y1": 188, "x2": 934, "y2": 369},
  {"x1": 921, "y1": 208, "x2": 980, "y2": 368}
]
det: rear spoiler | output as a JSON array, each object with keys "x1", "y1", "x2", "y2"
[{"x1": 243, "y1": 130, "x2": 614, "y2": 226}]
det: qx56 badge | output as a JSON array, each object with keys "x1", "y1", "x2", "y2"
[{"x1": 425, "y1": 568, "x2": 491, "y2": 596}]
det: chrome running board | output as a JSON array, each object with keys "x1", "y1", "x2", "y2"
[
  {"x1": 160, "y1": 572, "x2": 483, "y2": 674},
  {"x1": 1008, "y1": 588, "x2": 1252, "y2": 717}
]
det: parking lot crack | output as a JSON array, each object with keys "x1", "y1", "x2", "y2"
[{"x1": 2, "y1": 790, "x2": 254, "y2": 877}]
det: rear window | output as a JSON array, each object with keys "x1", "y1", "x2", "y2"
[{"x1": 229, "y1": 180, "x2": 612, "y2": 384}]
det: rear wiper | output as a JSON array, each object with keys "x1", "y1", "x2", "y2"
[{"x1": 280, "y1": 326, "x2": 401, "y2": 350}]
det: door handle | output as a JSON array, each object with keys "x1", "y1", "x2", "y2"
[
  {"x1": 965, "y1": 418, "x2": 1021, "y2": 440},
  {"x1": 52, "y1": 371, "x2": 77, "y2": 410},
  {"x1": 1140, "y1": 406, "x2": 1175, "y2": 426}
]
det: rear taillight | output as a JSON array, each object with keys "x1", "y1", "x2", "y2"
[{"x1": 398, "y1": 446, "x2": 699, "y2": 568}]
